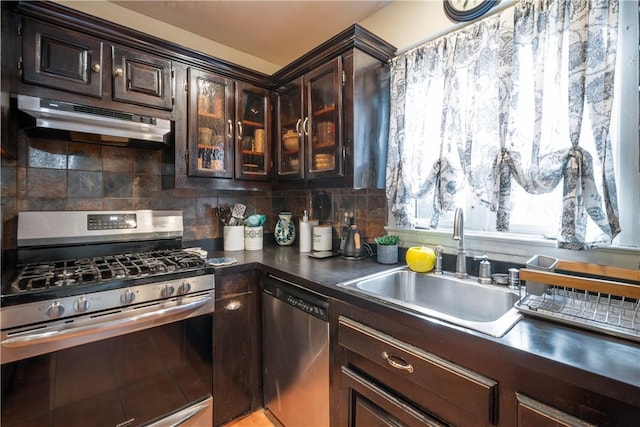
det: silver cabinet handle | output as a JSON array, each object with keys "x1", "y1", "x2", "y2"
[
  {"x1": 302, "y1": 117, "x2": 309, "y2": 136},
  {"x1": 295, "y1": 118, "x2": 302, "y2": 135},
  {"x1": 114, "y1": 67, "x2": 123, "y2": 77},
  {"x1": 382, "y1": 351, "x2": 414, "y2": 373},
  {"x1": 92, "y1": 63, "x2": 101, "y2": 73},
  {"x1": 228, "y1": 119, "x2": 233, "y2": 137},
  {"x1": 237, "y1": 121, "x2": 243, "y2": 140}
]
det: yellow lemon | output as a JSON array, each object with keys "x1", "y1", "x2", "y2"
[{"x1": 406, "y1": 246, "x2": 436, "y2": 273}]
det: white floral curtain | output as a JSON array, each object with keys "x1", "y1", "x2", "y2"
[{"x1": 386, "y1": 0, "x2": 621, "y2": 249}]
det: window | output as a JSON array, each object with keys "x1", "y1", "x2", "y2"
[{"x1": 402, "y1": 0, "x2": 639, "y2": 249}]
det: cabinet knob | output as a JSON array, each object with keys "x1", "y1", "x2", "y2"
[
  {"x1": 114, "y1": 68, "x2": 124, "y2": 77},
  {"x1": 91, "y1": 63, "x2": 101, "y2": 73}
]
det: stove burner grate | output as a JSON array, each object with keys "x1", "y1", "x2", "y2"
[{"x1": 11, "y1": 250, "x2": 207, "y2": 294}]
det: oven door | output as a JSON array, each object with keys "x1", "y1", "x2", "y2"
[{"x1": 1, "y1": 304, "x2": 213, "y2": 426}]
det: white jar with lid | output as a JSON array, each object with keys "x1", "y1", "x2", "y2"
[{"x1": 313, "y1": 224, "x2": 333, "y2": 251}]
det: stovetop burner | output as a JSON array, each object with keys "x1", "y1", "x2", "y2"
[{"x1": 10, "y1": 249, "x2": 208, "y2": 295}]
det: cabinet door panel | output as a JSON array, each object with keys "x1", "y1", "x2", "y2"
[
  {"x1": 305, "y1": 57, "x2": 342, "y2": 180},
  {"x1": 213, "y1": 272, "x2": 261, "y2": 426},
  {"x1": 112, "y1": 46, "x2": 172, "y2": 110},
  {"x1": 516, "y1": 394, "x2": 596, "y2": 427},
  {"x1": 22, "y1": 19, "x2": 103, "y2": 98},
  {"x1": 341, "y1": 367, "x2": 447, "y2": 427},
  {"x1": 235, "y1": 83, "x2": 271, "y2": 180},
  {"x1": 187, "y1": 68, "x2": 235, "y2": 178},
  {"x1": 276, "y1": 77, "x2": 304, "y2": 179}
]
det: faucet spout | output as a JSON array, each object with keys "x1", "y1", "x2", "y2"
[{"x1": 453, "y1": 208, "x2": 468, "y2": 279}]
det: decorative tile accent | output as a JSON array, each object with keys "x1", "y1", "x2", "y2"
[
  {"x1": 104, "y1": 173, "x2": 134, "y2": 198},
  {"x1": 68, "y1": 142, "x2": 102, "y2": 171},
  {"x1": 27, "y1": 168, "x2": 67, "y2": 198},
  {"x1": 27, "y1": 139, "x2": 67, "y2": 169},
  {"x1": 103, "y1": 146, "x2": 134, "y2": 173},
  {"x1": 68, "y1": 171, "x2": 103, "y2": 198}
]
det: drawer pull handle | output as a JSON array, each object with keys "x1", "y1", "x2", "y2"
[{"x1": 382, "y1": 351, "x2": 414, "y2": 374}]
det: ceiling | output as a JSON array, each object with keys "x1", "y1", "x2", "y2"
[{"x1": 112, "y1": 1, "x2": 392, "y2": 68}]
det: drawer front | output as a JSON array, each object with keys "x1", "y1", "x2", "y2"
[
  {"x1": 339, "y1": 316, "x2": 498, "y2": 424},
  {"x1": 341, "y1": 366, "x2": 448, "y2": 427}
]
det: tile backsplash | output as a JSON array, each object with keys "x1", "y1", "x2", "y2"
[{"x1": 1, "y1": 135, "x2": 387, "y2": 254}]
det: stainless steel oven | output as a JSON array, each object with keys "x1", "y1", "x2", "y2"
[{"x1": 1, "y1": 210, "x2": 215, "y2": 427}]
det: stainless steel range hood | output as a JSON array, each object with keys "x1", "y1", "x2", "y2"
[{"x1": 17, "y1": 95, "x2": 172, "y2": 148}]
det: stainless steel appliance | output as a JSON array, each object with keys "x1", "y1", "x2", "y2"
[
  {"x1": 1, "y1": 210, "x2": 214, "y2": 426},
  {"x1": 18, "y1": 95, "x2": 172, "y2": 148},
  {"x1": 261, "y1": 274, "x2": 329, "y2": 427}
]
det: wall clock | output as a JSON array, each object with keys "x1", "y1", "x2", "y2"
[{"x1": 443, "y1": 0, "x2": 498, "y2": 22}]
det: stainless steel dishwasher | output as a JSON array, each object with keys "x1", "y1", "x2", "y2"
[{"x1": 262, "y1": 274, "x2": 330, "y2": 427}]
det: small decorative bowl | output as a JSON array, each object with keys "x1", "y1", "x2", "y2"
[{"x1": 283, "y1": 132, "x2": 299, "y2": 151}]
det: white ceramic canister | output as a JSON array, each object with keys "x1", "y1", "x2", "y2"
[
  {"x1": 312, "y1": 224, "x2": 333, "y2": 251},
  {"x1": 244, "y1": 226, "x2": 263, "y2": 251},
  {"x1": 223, "y1": 225, "x2": 245, "y2": 251}
]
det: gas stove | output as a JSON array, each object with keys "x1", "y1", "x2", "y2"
[
  {"x1": 1, "y1": 210, "x2": 214, "y2": 333},
  {"x1": 1, "y1": 210, "x2": 216, "y2": 425}
]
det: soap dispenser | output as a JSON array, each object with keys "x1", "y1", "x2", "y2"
[{"x1": 299, "y1": 210, "x2": 312, "y2": 253}]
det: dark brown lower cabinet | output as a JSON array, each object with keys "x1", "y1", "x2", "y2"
[
  {"x1": 338, "y1": 316, "x2": 497, "y2": 426},
  {"x1": 516, "y1": 394, "x2": 596, "y2": 427},
  {"x1": 341, "y1": 366, "x2": 447, "y2": 427},
  {"x1": 213, "y1": 271, "x2": 262, "y2": 426}
]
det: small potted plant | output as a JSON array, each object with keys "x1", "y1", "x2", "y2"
[{"x1": 374, "y1": 235, "x2": 400, "y2": 264}]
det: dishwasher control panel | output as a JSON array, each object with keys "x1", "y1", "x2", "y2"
[
  {"x1": 263, "y1": 275, "x2": 329, "y2": 321},
  {"x1": 286, "y1": 294, "x2": 327, "y2": 319}
]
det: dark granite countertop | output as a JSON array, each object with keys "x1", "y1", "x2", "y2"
[{"x1": 205, "y1": 245, "x2": 640, "y2": 408}]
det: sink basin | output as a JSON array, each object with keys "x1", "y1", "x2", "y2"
[{"x1": 338, "y1": 267, "x2": 521, "y2": 337}]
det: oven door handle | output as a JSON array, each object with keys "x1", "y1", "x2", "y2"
[{"x1": 2, "y1": 296, "x2": 211, "y2": 348}]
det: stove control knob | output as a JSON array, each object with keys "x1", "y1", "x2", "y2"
[
  {"x1": 120, "y1": 289, "x2": 136, "y2": 304},
  {"x1": 177, "y1": 281, "x2": 191, "y2": 295},
  {"x1": 47, "y1": 301, "x2": 65, "y2": 318},
  {"x1": 161, "y1": 284, "x2": 175, "y2": 298},
  {"x1": 74, "y1": 296, "x2": 90, "y2": 313}
]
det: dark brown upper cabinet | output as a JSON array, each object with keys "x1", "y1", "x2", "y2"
[
  {"x1": 275, "y1": 58, "x2": 342, "y2": 182},
  {"x1": 273, "y1": 27, "x2": 395, "y2": 189},
  {"x1": 187, "y1": 67, "x2": 235, "y2": 179},
  {"x1": 187, "y1": 68, "x2": 271, "y2": 181},
  {"x1": 112, "y1": 46, "x2": 172, "y2": 110},
  {"x1": 235, "y1": 82, "x2": 271, "y2": 181},
  {"x1": 21, "y1": 18, "x2": 104, "y2": 98},
  {"x1": 20, "y1": 17, "x2": 173, "y2": 111}
]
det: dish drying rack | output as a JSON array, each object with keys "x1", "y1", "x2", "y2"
[{"x1": 515, "y1": 256, "x2": 640, "y2": 343}]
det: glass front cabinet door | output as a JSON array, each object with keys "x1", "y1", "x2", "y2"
[
  {"x1": 188, "y1": 68, "x2": 234, "y2": 178},
  {"x1": 235, "y1": 83, "x2": 271, "y2": 180},
  {"x1": 275, "y1": 58, "x2": 342, "y2": 181},
  {"x1": 276, "y1": 77, "x2": 304, "y2": 179},
  {"x1": 305, "y1": 58, "x2": 342, "y2": 180}
]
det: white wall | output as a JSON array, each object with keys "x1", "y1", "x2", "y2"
[
  {"x1": 53, "y1": 0, "x2": 485, "y2": 73},
  {"x1": 53, "y1": 0, "x2": 281, "y2": 73}
]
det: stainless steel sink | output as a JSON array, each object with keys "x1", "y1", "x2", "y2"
[{"x1": 338, "y1": 267, "x2": 521, "y2": 337}]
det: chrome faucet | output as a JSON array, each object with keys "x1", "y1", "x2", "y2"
[{"x1": 452, "y1": 208, "x2": 468, "y2": 279}]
